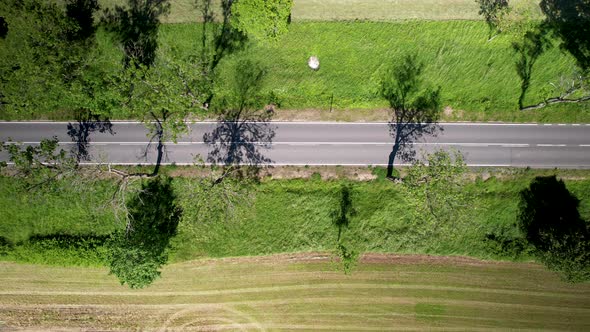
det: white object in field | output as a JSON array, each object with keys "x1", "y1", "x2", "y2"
[{"x1": 308, "y1": 56, "x2": 320, "y2": 70}]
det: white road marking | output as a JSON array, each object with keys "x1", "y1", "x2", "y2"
[
  {"x1": 5, "y1": 141, "x2": 537, "y2": 146},
  {"x1": 5, "y1": 162, "x2": 590, "y2": 168},
  {"x1": 2, "y1": 121, "x2": 587, "y2": 126},
  {"x1": 8, "y1": 142, "x2": 590, "y2": 147}
]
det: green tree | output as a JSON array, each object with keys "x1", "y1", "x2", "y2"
[
  {"x1": 380, "y1": 54, "x2": 441, "y2": 179},
  {"x1": 0, "y1": 0, "x2": 103, "y2": 118},
  {"x1": 107, "y1": 176, "x2": 182, "y2": 288},
  {"x1": 116, "y1": 58, "x2": 207, "y2": 175},
  {"x1": 475, "y1": 0, "x2": 509, "y2": 38},
  {"x1": 518, "y1": 176, "x2": 589, "y2": 282},
  {"x1": 204, "y1": 58, "x2": 276, "y2": 172},
  {"x1": 232, "y1": 0, "x2": 293, "y2": 40},
  {"x1": 404, "y1": 150, "x2": 471, "y2": 230},
  {"x1": 0, "y1": 137, "x2": 78, "y2": 190}
]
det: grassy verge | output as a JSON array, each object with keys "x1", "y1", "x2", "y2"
[
  {"x1": 2, "y1": 20, "x2": 587, "y2": 122},
  {"x1": 0, "y1": 253, "x2": 589, "y2": 330},
  {"x1": 1, "y1": 168, "x2": 589, "y2": 266},
  {"x1": 206, "y1": 20, "x2": 585, "y2": 121}
]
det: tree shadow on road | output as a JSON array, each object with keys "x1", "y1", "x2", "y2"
[
  {"x1": 382, "y1": 54, "x2": 442, "y2": 179},
  {"x1": 203, "y1": 59, "x2": 276, "y2": 178},
  {"x1": 67, "y1": 109, "x2": 114, "y2": 162}
]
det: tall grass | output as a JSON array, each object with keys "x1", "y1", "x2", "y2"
[
  {"x1": 3, "y1": 20, "x2": 587, "y2": 122},
  {"x1": 2, "y1": 169, "x2": 589, "y2": 265}
]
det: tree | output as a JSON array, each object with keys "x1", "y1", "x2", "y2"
[
  {"x1": 475, "y1": 0, "x2": 509, "y2": 38},
  {"x1": 540, "y1": 0, "x2": 590, "y2": 72},
  {"x1": 204, "y1": 58, "x2": 276, "y2": 173},
  {"x1": 0, "y1": 0, "x2": 102, "y2": 117},
  {"x1": 107, "y1": 175, "x2": 182, "y2": 288},
  {"x1": 404, "y1": 150, "x2": 471, "y2": 231},
  {"x1": 65, "y1": 0, "x2": 99, "y2": 43},
  {"x1": 512, "y1": 27, "x2": 551, "y2": 110},
  {"x1": 103, "y1": 0, "x2": 170, "y2": 68},
  {"x1": 116, "y1": 58, "x2": 207, "y2": 175},
  {"x1": 518, "y1": 176, "x2": 589, "y2": 282},
  {"x1": 0, "y1": 137, "x2": 79, "y2": 190},
  {"x1": 194, "y1": 0, "x2": 247, "y2": 107},
  {"x1": 232, "y1": 0, "x2": 293, "y2": 40},
  {"x1": 380, "y1": 54, "x2": 442, "y2": 179}
]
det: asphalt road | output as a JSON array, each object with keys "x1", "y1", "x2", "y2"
[{"x1": 1, "y1": 121, "x2": 590, "y2": 168}]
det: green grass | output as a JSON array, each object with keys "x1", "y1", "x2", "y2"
[
  {"x1": 0, "y1": 254, "x2": 589, "y2": 330},
  {"x1": 4, "y1": 20, "x2": 587, "y2": 122},
  {"x1": 206, "y1": 20, "x2": 586, "y2": 121},
  {"x1": 1, "y1": 168, "x2": 589, "y2": 266}
]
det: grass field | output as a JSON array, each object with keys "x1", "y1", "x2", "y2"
[
  {"x1": 3, "y1": 20, "x2": 587, "y2": 122},
  {"x1": 1, "y1": 253, "x2": 589, "y2": 330},
  {"x1": 1, "y1": 168, "x2": 589, "y2": 266}
]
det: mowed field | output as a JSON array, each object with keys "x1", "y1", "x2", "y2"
[
  {"x1": 99, "y1": 0, "x2": 541, "y2": 23},
  {"x1": 1, "y1": 253, "x2": 589, "y2": 331}
]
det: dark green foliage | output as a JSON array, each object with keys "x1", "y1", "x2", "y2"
[
  {"x1": 380, "y1": 54, "x2": 441, "y2": 178},
  {"x1": 518, "y1": 176, "x2": 590, "y2": 281},
  {"x1": 102, "y1": 0, "x2": 170, "y2": 68},
  {"x1": 484, "y1": 224, "x2": 530, "y2": 258},
  {"x1": 512, "y1": 27, "x2": 551, "y2": 109},
  {"x1": 2, "y1": 234, "x2": 108, "y2": 266},
  {"x1": 232, "y1": 0, "x2": 293, "y2": 40},
  {"x1": 107, "y1": 176, "x2": 181, "y2": 288},
  {"x1": 0, "y1": 0, "x2": 102, "y2": 118},
  {"x1": 335, "y1": 242, "x2": 358, "y2": 275},
  {"x1": 475, "y1": 0, "x2": 509, "y2": 36},
  {"x1": 540, "y1": 0, "x2": 590, "y2": 72},
  {"x1": 404, "y1": 150, "x2": 471, "y2": 228},
  {"x1": 0, "y1": 16, "x2": 7, "y2": 38},
  {"x1": 65, "y1": 0, "x2": 100, "y2": 42}
]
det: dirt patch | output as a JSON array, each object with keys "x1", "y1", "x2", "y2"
[
  {"x1": 272, "y1": 108, "x2": 390, "y2": 122},
  {"x1": 178, "y1": 252, "x2": 535, "y2": 269}
]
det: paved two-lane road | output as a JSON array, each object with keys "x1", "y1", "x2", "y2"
[{"x1": 1, "y1": 121, "x2": 590, "y2": 168}]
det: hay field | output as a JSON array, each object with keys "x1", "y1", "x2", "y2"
[{"x1": 1, "y1": 253, "x2": 589, "y2": 330}]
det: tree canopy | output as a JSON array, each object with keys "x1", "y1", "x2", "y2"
[
  {"x1": 232, "y1": 0, "x2": 293, "y2": 40},
  {"x1": 107, "y1": 175, "x2": 182, "y2": 288},
  {"x1": 380, "y1": 54, "x2": 441, "y2": 178}
]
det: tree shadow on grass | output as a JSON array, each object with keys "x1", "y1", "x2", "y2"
[{"x1": 519, "y1": 175, "x2": 590, "y2": 282}]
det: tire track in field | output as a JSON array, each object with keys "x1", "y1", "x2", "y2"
[
  {"x1": 2, "y1": 297, "x2": 589, "y2": 313},
  {"x1": 2, "y1": 282, "x2": 587, "y2": 299},
  {"x1": 157, "y1": 304, "x2": 266, "y2": 332}
]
